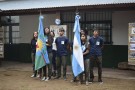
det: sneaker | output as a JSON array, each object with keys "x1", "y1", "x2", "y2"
[
  {"x1": 89, "y1": 78, "x2": 93, "y2": 83},
  {"x1": 36, "y1": 74, "x2": 40, "y2": 78},
  {"x1": 70, "y1": 79, "x2": 75, "y2": 82},
  {"x1": 78, "y1": 81, "x2": 82, "y2": 85},
  {"x1": 31, "y1": 74, "x2": 35, "y2": 78},
  {"x1": 98, "y1": 79, "x2": 103, "y2": 84},
  {"x1": 86, "y1": 81, "x2": 89, "y2": 86},
  {"x1": 70, "y1": 80, "x2": 73, "y2": 82},
  {"x1": 99, "y1": 82, "x2": 103, "y2": 84},
  {"x1": 42, "y1": 77, "x2": 46, "y2": 81},
  {"x1": 45, "y1": 77, "x2": 49, "y2": 81}
]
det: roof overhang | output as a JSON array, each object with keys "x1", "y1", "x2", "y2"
[{"x1": 0, "y1": 0, "x2": 135, "y2": 16}]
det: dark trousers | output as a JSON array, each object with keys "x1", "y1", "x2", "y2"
[
  {"x1": 90, "y1": 56, "x2": 102, "y2": 80},
  {"x1": 47, "y1": 52, "x2": 53, "y2": 77},
  {"x1": 52, "y1": 50, "x2": 57, "y2": 71},
  {"x1": 56, "y1": 55, "x2": 67, "y2": 77},
  {"x1": 31, "y1": 53, "x2": 37, "y2": 76},
  {"x1": 42, "y1": 66, "x2": 46, "y2": 77}
]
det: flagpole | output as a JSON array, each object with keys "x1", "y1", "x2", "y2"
[
  {"x1": 75, "y1": 7, "x2": 79, "y2": 15},
  {"x1": 40, "y1": 9, "x2": 42, "y2": 16}
]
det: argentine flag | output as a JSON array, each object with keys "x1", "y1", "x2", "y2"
[{"x1": 72, "y1": 15, "x2": 84, "y2": 77}]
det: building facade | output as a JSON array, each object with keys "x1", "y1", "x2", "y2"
[{"x1": 0, "y1": 0, "x2": 135, "y2": 68}]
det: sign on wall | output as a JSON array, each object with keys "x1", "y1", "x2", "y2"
[
  {"x1": 50, "y1": 25, "x2": 67, "y2": 38},
  {"x1": 128, "y1": 23, "x2": 135, "y2": 65}
]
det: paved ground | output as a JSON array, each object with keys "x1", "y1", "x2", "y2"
[{"x1": 0, "y1": 61, "x2": 135, "y2": 90}]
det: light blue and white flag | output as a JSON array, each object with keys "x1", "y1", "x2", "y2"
[{"x1": 72, "y1": 15, "x2": 84, "y2": 77}]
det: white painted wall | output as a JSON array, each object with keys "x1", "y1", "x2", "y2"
[
  {"x1": 20, "y1": 14, "x2": 57, "y2": 43},
  {"x1": 112, "y1": 10, "x2": 135, "y2": 45}
]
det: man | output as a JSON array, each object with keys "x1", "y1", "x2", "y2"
[
  {"x1": 55, "y1": 27, "x2": 69, "y2": 80},
  {"x1": 89, "y1": 29, "x2": 104, "y2": 84}
]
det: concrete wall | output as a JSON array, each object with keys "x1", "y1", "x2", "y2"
[
  {"x1": 112, "y1": 10, "x2": 135, "y2": 45},
  {"x1": 20, "y1": 13, "x2": 58, "y2": 43}
]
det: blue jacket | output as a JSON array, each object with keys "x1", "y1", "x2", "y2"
[{"x1": 89, "y1": 36, "x2": 104, "y2": 56}]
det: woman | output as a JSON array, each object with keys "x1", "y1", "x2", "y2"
[
  {"x1": 42, "y1": 27, "x2": 53, "y2": 81},
  {"x1": 79, "y1": 34, "x2": 90, "y2": 86},
  {"x1": 31, "y1": 31, "x2": 38, "y2": 78}
]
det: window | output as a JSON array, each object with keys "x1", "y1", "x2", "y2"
[
  {"x1": 1, "y1": 16, "x2": 20, "y2": 44},
  {"x1": 61, "y1": 11, "x2": 112, "y2": 44},
  {"x1": 12, "y1": 26, "x2": 20, "y2": 43}
]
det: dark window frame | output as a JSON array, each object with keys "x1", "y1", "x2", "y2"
[
  {"x1": 1, "y1": 16, "x2": 20, "y2": 44},
  {"x1": 61, "y1": 11, "x2": 112, "y2": 44}
]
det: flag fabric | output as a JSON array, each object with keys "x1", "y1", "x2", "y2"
[
  {"x1": 72, "y1": 15, "x2": 84, "y2": 77},
  {"x1": 35, "y1": 16, "x2": 50, "y2": 70}
]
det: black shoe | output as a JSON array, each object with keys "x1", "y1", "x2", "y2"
[
  {"x1": 51, "y1": 72, "x2": 53, "y2": 76},
  {"x1": 53, "y1": 72, "x2": 56, "y2": 77},
  {"x1": 49, "y1": 76, "x2": 51, "y2": 80},
  {"x1": 98, "y1": 79, "x2": 103, "y2": 83},
  {"x1": 70, "y1": 78, "x2": 76, "y2": 82}
]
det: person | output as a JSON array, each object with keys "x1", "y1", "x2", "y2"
[
  {"x1": 89, "y1": 29, "x2": 104, "y2": 84},
  {"x1": 55, "y1": 27, "x2": 69, "y2": 80},
  {"x1": 80, "y1": 29, "x2": 90, "y2": 41},
  {"x1": 50, "y1": 31, "x2": 57, "y2": 77},
  {"x1": 30, "y1": 31, "x2": 38, "y2": 78},
  {"x1": 79, "y1": 34, "x2": 90, "y2": 86},
  {"x1": 42, "y1": 27, "x2": 53, "y2": 81}
]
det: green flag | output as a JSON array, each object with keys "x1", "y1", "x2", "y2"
[{"x1": 35, "y1": 16, "x2": 50, "y2": 70}]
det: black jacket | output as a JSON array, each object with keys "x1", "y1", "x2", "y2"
[{"x1": 31, "y1": 38, "x2": 37, "y2": 53}]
